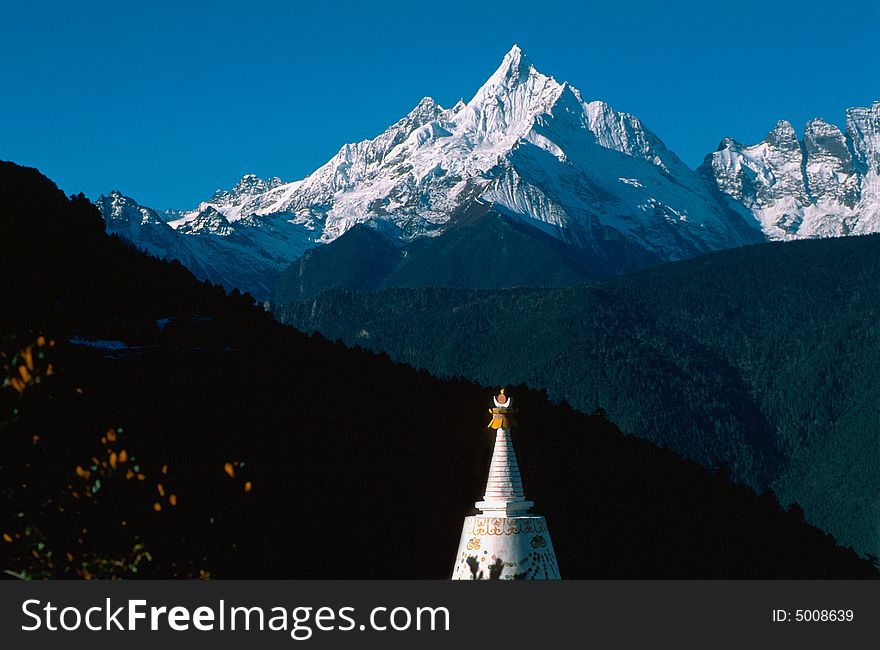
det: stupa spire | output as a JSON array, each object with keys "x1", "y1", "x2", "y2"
[{"x1": 476, "y1": 388, "x2": 533, "y2": 515}]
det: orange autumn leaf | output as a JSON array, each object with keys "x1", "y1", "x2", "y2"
[
  {"x1": 2, "y1": 533, "x2": 12, "y2": 543},
  {"x1": 109, "y1": 452, "x2": 118, "y2": 469},
  {"x1": 22, "y1": 347, "x2": 34, "y2": 370},
  {"x1": 169, "y1": 494, "x2": 177, "y2": 506},
  {"x1": 162, "y1": 464, "x2": 168, "y2": 475},
  {"x1": 36, "y1": 336, "x2": 46, "y2": 347},
  {"x1": 223, "y1": 463, "x2": 235, "y2": 478},
  {"x1": 157, "y1": 484, "x2": 165, "y2": 497},
  {"x1": 118, "y1": 449, "x2": 128, "y2": 463},
  {"x1": 18, "y1": 365, "x2": 30, "y2": 383},
  {"x1": 153, "y1": 502, "x2": 162, "y2": 512},
  {"x1": 106, "y1": 429, "x2": 117, "y2": 442},
  {"x1": 244, "y1": 481, "x2": 253, "y2": 492}
]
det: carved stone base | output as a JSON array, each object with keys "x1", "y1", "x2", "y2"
[{"x1": 450, "y1": 515, "x2": 561, "y2": 580}]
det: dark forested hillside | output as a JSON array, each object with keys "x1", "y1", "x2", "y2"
[
  {"x1": 1, "y1": 160, "x2": 875, "y2": 578},
  {"x1": 278, "y1": 235, "x2": 880, "y2": 560},
  {"x1": 273, "y1": 202, "x2": 639, "y2": 303},
  {"x1": 274, "y1": 224, "x2": 405, "y2": 302}
]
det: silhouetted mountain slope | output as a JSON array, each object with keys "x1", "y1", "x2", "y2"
[
  {"x1": 274, "y1": 223, "x2": 405, "y2": 302},
  {"x1": 273, "y1": 202, "x2": 632, "y2": 303},
  {"x1": 385, "y1": 202, "x2": 640, "y2": 290},
  {"x1": 278, "y1": 235, "x2": 880, "y2": 560},
  {"x1": 1, "y1": 161, "x2": 874, "y2": 578}
]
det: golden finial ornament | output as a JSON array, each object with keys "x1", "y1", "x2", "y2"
[{"x1": 488, "y1": 387, "x2": 518, "y2": 429}]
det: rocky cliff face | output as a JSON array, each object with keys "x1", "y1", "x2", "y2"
[{"x1": 702, "y1": 102, "x2": 880, "y2": 240}]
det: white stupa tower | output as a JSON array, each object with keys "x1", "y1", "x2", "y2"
[{"x1": 451, "y1": 389, "x2": 561, "y2": 580}]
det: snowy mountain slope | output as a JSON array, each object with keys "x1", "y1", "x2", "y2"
[
  {"x1": 267, "y1": 45, "x2": 760, "y2": 256},
  {"x1": 96, "y1": 191, "x2": 315, "y2": 300},
  {"x1": 701, "y1": 102, "x2": 880, "y2": 240},
  {"x1": 99, "y1": 45, "x2": 766, "y2": 299}
]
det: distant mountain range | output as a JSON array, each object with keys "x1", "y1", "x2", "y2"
[{"x1": 97, "y1": 46, "x2": 879, "y2": 300}]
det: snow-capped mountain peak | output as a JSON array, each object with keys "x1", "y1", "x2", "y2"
[
  {"x1": 766, "y1": 119, "x2": 799, "y2": 149},
  {"x1": 847, "y1": 101, "x2": 880, "y2": 175},
  {"x1": 176, "y1": 206, "x2": 233, "y2": 236},
  {"x1": 458, "y1": 44, "x2": 564, "y2": 143},
  {"x1": 221, "y1": 173, "x2": 284, "y2": 200},
  {"x1": 803, "y1": 118, "x2": 858, "y2": 208},
  {"x1": 477, "y1": 43, "x2": 536, "y2": 92},
  {"x1": 99, "y1": 45, "x2": 775, "y2": 300},
  {"x1": 100, "y1": 190, "x2": 166, "y2": 227}
]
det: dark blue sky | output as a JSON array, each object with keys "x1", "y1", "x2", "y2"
[{"x1": 2, "y1": 0, "x2": 878, "y2": 209}]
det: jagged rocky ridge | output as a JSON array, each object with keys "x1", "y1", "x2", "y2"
[
  {"x1": 98, "y1": 45, "x2": 767, "y2": 299},
  {"x1": 701, "y1": 103, "x2": 880, "y2": 239}
]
